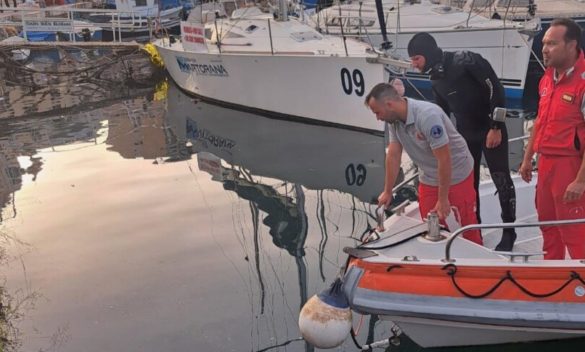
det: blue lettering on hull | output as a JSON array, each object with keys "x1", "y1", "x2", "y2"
[{"x1": 177, "y1": 57, "x2": 229, "y2": 77}]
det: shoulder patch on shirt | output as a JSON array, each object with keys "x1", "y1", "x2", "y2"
[
  {"x1": 430, "y1": 125, "x2": 444, "y2": 139},
  {"x1": 540, "y1": 87, "x2": 548, "y2": 97},
  {"x1": 562, "y1": 93, "x2": 575, "y2": 103}
]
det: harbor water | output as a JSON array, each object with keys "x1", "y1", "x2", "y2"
[{"x1": 1, "y1": 69, "x2": 585, "y2": 352}]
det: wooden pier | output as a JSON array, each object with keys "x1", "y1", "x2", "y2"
[
  {"x1": 0, "y1": 41, "x2": 143, "y2": 51},
  {"x1": 0, "y1": 39, "x2": 159, "y2": 89}
]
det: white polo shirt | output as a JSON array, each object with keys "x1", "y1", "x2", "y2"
[{"x1": 388, "y1": 98, "x2": 474, "y2": 186}]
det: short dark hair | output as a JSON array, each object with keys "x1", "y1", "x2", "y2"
[
  {"x1": 550, "y1": 18, "x2": 582, "y2": 51},
  {"x1": 364, "y1": 83, "x2": 401, "y2": 106}
]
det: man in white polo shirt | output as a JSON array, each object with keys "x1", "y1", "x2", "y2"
[{"x1": 365, "y1": 82, "x2": 482, "y2": 244}]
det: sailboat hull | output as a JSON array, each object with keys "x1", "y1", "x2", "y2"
[{"x1": 155, "y1": 41, "x2": 387, "y2": 134}]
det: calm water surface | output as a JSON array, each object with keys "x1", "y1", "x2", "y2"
[{"x1": 1, "y1": 72, "x2": 584, "y2": 352}]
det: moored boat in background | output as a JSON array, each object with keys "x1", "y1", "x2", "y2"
[
  {"x1": 311, "y1": 0, "x2": 540, "y2": 100},
  {"x1": 87, "y1": 0, "x2": 184, "y2": 41},
  {"x1": 20, "y1": 19, "x2": 103, "y2": 41},
  {"x1": 467, "y1": 0, "x2": 585, "y2": 75},
  {"x1": 155, "y1": 1, "x2": 412, "y2": 134}
]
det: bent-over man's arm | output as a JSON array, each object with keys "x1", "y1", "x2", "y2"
[
  {"x1": 378, "y1": 141, "x2": 403, "y2": 208},
  {"x1": 431, "y1": 144, "x2": 452, "y2": 219}
]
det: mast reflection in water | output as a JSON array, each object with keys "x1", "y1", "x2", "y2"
[
  {"x1": 0, "y1": 76, "x2": 392, "y2": 352},
  {"x1": 2, "y1": 76, "x2": 581, "y2": 352}
]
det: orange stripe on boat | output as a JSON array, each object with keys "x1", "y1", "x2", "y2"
[{"x1": 348, "y1": 258, "x2": 585, "y2": 303}]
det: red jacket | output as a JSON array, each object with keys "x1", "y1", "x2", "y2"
[{"x1": 534, "y1": 51, "x2": 585, "y2": 156}]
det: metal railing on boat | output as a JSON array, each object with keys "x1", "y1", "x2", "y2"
[
  {"x1": 0, "y1": 3, "x2": 151, "y2": 42},
  {"x1": 380, "y1": 133, "x2": 585, "y2": 264},
  {"x1": 444, "y1": 218, "x2": 585, "y2": 263}
]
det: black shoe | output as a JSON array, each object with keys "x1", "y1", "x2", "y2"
[{"x1": 495, "y1": 230, "x2": 517, "y2": 252}]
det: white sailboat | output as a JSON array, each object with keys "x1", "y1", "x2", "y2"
[
  {"x1": 154, "y1": 1, "x2": 411, "y2": 134},
  {"x1": 465, "y1": 0, "x2": 585, "y2": 75},
  {"x1": 311, "y1": 0, "x2": 540, "y2": 99}
]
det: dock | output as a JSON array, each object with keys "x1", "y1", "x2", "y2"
[
  {"x1": 0, "y1": 38, "x2": 160, "y2": 90},
  {"x1": 0, "y1": 41, "x2": 143, "y2": 51}
]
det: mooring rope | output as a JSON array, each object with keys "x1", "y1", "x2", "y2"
[{"x1": 442, "y1": 263, "x2": 585, "y2": 299}]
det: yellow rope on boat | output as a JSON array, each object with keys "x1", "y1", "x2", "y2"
[{"x1": 142, "y1": 43, "x2": 165, "y2": 69}]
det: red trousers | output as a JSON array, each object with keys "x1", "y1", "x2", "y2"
[
  {"x1": 537, "y1": 155, "x2": 585, "y2": 259},
  {"x1": 418, "y1": 172, "x2": 483, "y2": 245}
]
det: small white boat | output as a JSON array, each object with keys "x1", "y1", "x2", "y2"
[
  {"x1": 301, "y1": 172, "x2": 585, "y2": 348},
  {"x1": 154, "y1": 1, "x2": 411, "y2": 134},
  {"x1": 311, "y1": 0, "x2": 540, "y2": 100}
]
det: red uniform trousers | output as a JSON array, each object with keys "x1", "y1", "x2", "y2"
[
  {"x1": 418, "y1": 172, "x2": 483, "y2": 245},
  {"x1": 537, "y1": 155, "x2": 585, "y2": 259}
]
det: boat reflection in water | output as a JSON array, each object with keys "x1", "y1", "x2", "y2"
[
  {"x1": 3, "y1": 76, "x2": 585, "y2": 351},
  {"x1": 164, "y1": 80, "x2": 394, "y2": 350},
  {"x1": 165, "y1": 81, "x2": 388, "y2": 204}
]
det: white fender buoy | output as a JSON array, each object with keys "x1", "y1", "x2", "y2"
[{"x1": 298, "y1": 278, "x2": 352, "y2": 348}]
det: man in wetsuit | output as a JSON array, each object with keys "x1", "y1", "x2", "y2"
[{"x1": 407, "y1": 32, "x2": 517, "y2": 251}]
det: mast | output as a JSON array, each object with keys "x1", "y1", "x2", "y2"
[
  {"x1": 374, "y1": 0, "x2": 391, "y2": 49},
  {"x1": 278, "y1": 0, "x2": 289, "y2": 21}
]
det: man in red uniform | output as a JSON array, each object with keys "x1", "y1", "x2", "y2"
[{"x1": 519, "y1": 18, "x2": 585, "y2": 259}]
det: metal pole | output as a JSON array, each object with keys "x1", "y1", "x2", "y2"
[
  {"x1": 148, "y1": 17, "x2": 152, "y2": 41},
  {"x1": 22, "y1": 10, "x2": 27, "y2": 41},
  {"x1": 503, "y1": 0, "x2": 513, "y2": 26},
  {"x1": 396, "y1": 0, "x2": 400, "y2": 32},
  {"x1": 300, "y1": 0, "x2": 305, "y2": 23},
  {"x1": 267, "y1": 18, "x2": 274, "y2": 55},
  {"x1": 358, "y1": 1, "x2": 362, "y2": 37},
  {"x1": 111, "y1": 13, "x2": 116, "y2": 42},
  {"x1": 118, "y1": 13, "x2": 122, "y2": 42},
  {"x1": 278, "y1": 0, "x2": 288, "y2": 21},
  {"x1": 214, "y1": 19, "x2": 221, "y2": 53},
  {"x1": 466, "y1": 0, "x2": 475, "y2": 28},
  {"x1": 337, "y1": 2, "x2": 348, "y2": 56},
  {"x1": 70, "y1": 9, "x2": 75, "y2": 43},
  {"x1": 391, "y1": 172, "x2": 418, "y2": 194}
]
